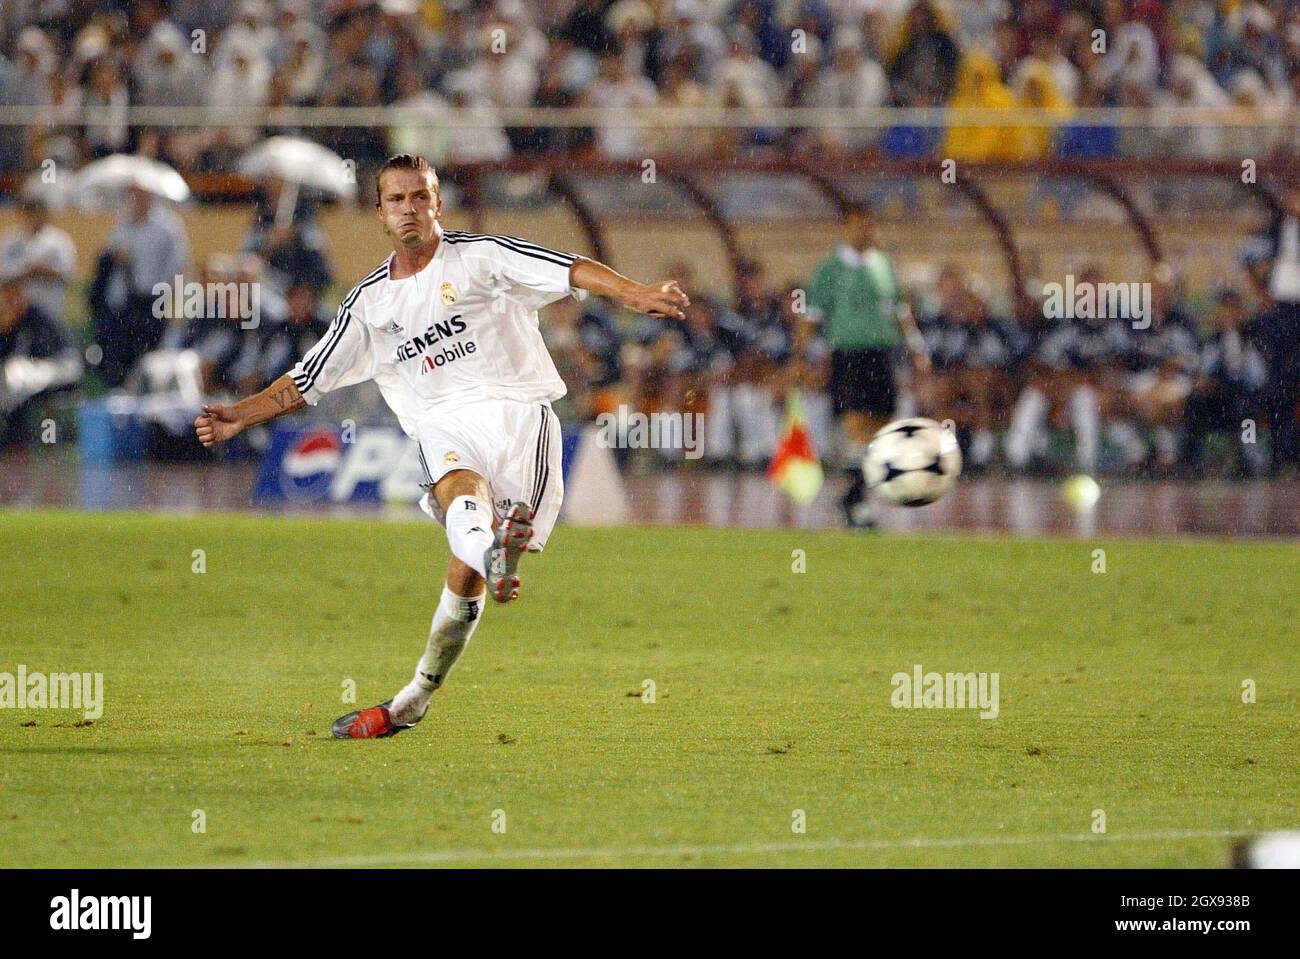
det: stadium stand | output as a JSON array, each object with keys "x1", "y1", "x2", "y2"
[{"x1": 0, "y1": 1, "x2": 1297, "y2": 478}]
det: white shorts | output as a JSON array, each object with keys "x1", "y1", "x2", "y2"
[{"x1": 415, "y1": 398, "x2": 563, "y2": 552}]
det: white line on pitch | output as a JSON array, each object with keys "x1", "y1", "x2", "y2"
[{"x1": 238, "y1": 828, "x2": 1253, "y2": 869}]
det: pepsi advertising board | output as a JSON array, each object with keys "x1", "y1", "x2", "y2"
[{"x1": 253, "y1": 424, "x2": 429, "y2": 505}]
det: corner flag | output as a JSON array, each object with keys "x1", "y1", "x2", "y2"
[{"x1": 767, "y1": 390, "x2": 823, "y2": 505}]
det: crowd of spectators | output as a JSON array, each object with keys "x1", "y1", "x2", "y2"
[
  {"x1": 3, "y1": 0, "x2": 1300, "y2": 178},
  {"x1": 0, "y1": 173, "x2": 1294, "y2": 477},
  {"x1": 544, "y1": 250, "x2": 1295, "y2": 479},
  {"x1": 1, "y1": 1, "x2": 1297, "y2": 475},
  {"x1": 0, "y1": 179, "x2": 336, "y2": 451}
]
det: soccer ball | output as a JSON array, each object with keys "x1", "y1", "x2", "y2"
[{"x1": 863, "y1": 417, "x2": 961, "y2": 507}]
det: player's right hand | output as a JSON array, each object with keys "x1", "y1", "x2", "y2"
[{"x1": 194, "y1": 404, "x2": 245, "y2": 447}]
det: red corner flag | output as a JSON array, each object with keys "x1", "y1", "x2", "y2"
[{"x1": 767, "y1": 390, "x2": 824, "y2": 505}]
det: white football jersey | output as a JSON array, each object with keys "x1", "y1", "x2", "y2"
[{"x1": 289, "y1": 223, "x2": 583, "y2": 436}]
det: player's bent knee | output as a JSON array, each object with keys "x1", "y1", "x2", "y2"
[{"x1": 433, "y1": 468, "x2": 490, "y2": 511}]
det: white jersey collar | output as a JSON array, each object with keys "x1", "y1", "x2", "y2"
[{"x1": 387, "y1": 221, "x2": 447, "y2": 282}]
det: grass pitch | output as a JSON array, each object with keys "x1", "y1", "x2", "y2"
[{"x1": 0, "y1": 509, "x2": 1295, "y2": 868}]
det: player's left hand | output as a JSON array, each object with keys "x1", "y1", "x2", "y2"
[{"x1": 629, "y1": 281, "x2": 689, "y2": 319}]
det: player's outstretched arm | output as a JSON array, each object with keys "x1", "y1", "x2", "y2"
[
  {"x1": 193, "y1": 373, "x2": 306, "y2": 448},
  {"x1": 569, "y1": 257, "x2": 689, "y2": 319}
]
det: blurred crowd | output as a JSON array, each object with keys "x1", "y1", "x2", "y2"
[
  {"x1": 0, "y1": 179, "x2": 335, "y2": 451},
  {"x1": 2, "y1": 173, "x2": 1296, "y2": 482},
  {"x1": 544, "y1": 242, "x2": 1297, "y2": 483},
  {"x1": 3, "y1": 0, "x2": 1300, "y2": 176}
]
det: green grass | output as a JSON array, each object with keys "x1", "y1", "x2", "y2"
[{"x1": 0, "y1": 509, "x2": 1296, "y2": 868}]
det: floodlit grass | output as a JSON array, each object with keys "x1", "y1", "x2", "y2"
[{"x1": 1, "y1": 510, "x2": 1295, "y2": 867}]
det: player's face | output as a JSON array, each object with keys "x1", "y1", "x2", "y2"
[{"x1": 376, "y1": 169, "x2": 441, "y2": 249}]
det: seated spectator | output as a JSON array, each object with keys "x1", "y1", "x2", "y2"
[
  {"x1": 703, "y1": 261, "x2": 783, "y2": 468},
  {"x1": 279, "y1": 21, "x2": 327, "y2": 104},
  {"x1": 457, "y1": 19, "x2": 540, "y2": 128},
  {"x1": 1016, "y1": 60, "x2": 1074, "y2": 160},
  {"x1": 808, "y1": 30, "x2": 889, "y2": 156},
  {"x1": 249, "y1": 282, "x2": 333, "y2": 394},
  {"x1": 885, "y1": 0, "x2": 960, "y2": 107},
  {"x1": 1005, "y1": 266, "x2": 1133, "y2": 475},
  {"x1": 202, "y1": 35, "x2": 272, "y2": 166},
  {"x1": 712, "y1": 24, "x2": 782, "y2": 111},
  {"x1": 626, "y1": 296, "x2": 731, "y2": 465},
  {"x1": 132, "y1": 22, "x2": 208, "y2": 166},
  {"x1": 243, "y1": 189, "x2": 334, "y2": 296},
  {"x1": 89, "y1": 186, "x2": 190, "y2": 388},
  {"x1": 388, "y1": 67, "x2": 453, "y2": 163},
  {"x1": 651, "y1": 56, "x2": 712, "y2": 156},
  {"x1": 0, "y1": 191, "x2": 76, "y2": 325},
  {"x1": 77, "y1": 56, "x2": 133, "y2": 160},
  {"x1": 1010, "y1": 28, "x2": 1080, "y2": 105},
  {"x1": 918, "y1": 269, "x2": 1023, "y2": 470},
  {"x1": 0, "y1": 277, "x2": 82, "y2": 448},
  {"x1": 1110, "y1": 272, "x2": 1201, "y2": 472},
  {"x1": 1164, "y1": 53, "x2": 1232, "y2": 158},
  {"x1": 133, "y1": 24, "x2": 206, "y2": 110},
  {"x1": 439, "y1": 74, "x2": 511, "y2": 162},
  {"x1": 581, "y1": 47, "x2": 658, "y2": 160},
  {"x1": 772, "y1": 281, "x2": 834, "y2": 459},
  {"x1": 10, "y1": 27, "x2": 56, "y2": 115},
  {"x1": 1180, "y1": 287, "x2": 1269, "y2": 476},
  {"x1": 941, "y1": 49, "x2": 1033, "y2": 162},
  {"x1": 156, "y1": 254, "x2": 244, "y2": 395},
  {"x1": 541, "y1": 295, "x2": 624, "y2": 423}
]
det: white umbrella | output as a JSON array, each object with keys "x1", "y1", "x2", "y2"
[
  {"x1": 19, "y1": 169, "x2": 73, "y2": 212},
  {"x1": 238, "y1": 136, "x2": 358, "y2": 226},
  {"x1": 74, "y1": 154, "x2": 191, "y2": 210}
]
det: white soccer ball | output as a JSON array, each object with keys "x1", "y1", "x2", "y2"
[{"x1": 863, "y1": 417, "x2": 961, "y2": 507}]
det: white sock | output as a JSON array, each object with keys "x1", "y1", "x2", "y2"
[
  {"x1": 445, "y1": 494, "x2": 494, "y2": 578},
  {"x1": 1006, "y1": 387, "x2": 1047, "y2": 467},
  {"x1": 389, "y1": 585, "x2": 486, "y2": 724},
  {"x1": 1069, "y1": 386, "x2": 1100, "y2": 473}
]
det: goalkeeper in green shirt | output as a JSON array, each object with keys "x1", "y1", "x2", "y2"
[{"x1": 798, "y1": 204, "x2": 928, "y2": 528}]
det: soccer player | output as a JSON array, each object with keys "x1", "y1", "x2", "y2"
[{"x1": 194, "y1": 154, "x2": 688, "y2": 739}]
